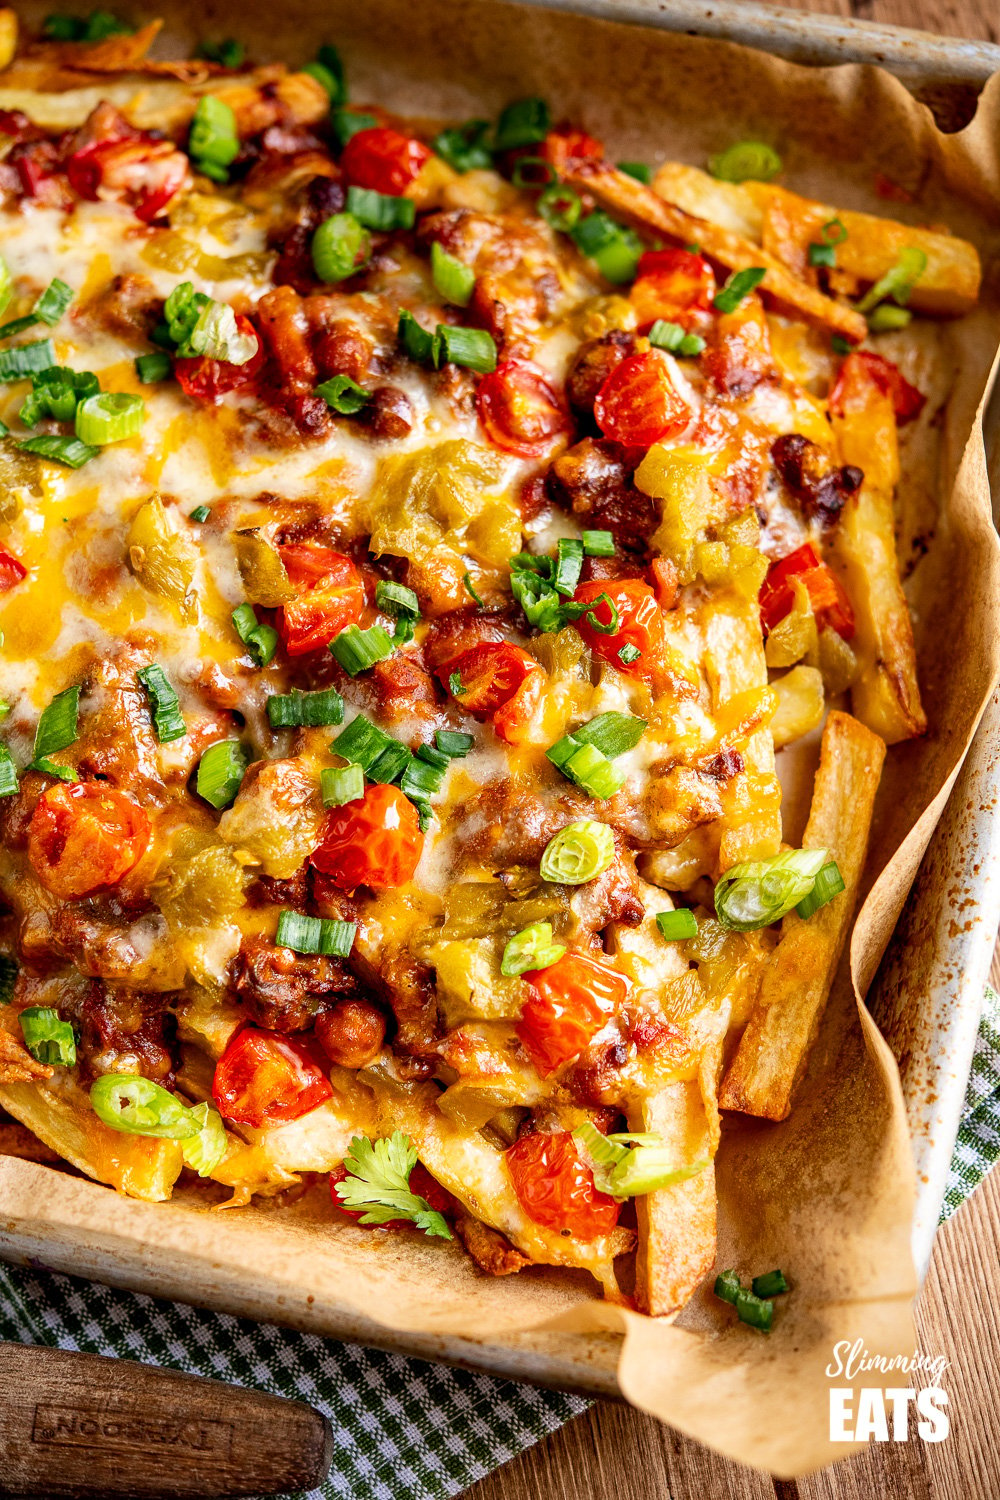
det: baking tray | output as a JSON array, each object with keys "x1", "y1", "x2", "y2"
[{"x1": 1, "y1": 0, "x2": 999, "y2": 1398}]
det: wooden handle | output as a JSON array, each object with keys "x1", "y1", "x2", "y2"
[{"x1": 0, "y1": 1342, "x2": 333, "y2": 1498}]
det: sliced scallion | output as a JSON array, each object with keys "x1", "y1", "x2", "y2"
[
  {"x1": 375, "y1": 579, "x2": 420, "y2": 620},
  {"x1": 398, "y1": 308, "x2": 435, "y2": 363},
  {"x1": 90, "y1": 1075, "x2": 201, "y2": 1139},
  {"x1": 189, "y1": 94, "x2": 240, "y2": 173},
  {"x1": 321, "y1": 762, "x2": 365, "y2": 807},
  {"x1": 618, "y1": 643, "x2": 641, "y2": 665},
  {"x1": 713, "y1": 267, "x2": 767, "y2": 314},
  {"x1": 329, "y1": 622, "x2": 395, "y2": 676},
  {"x1": 648, "y1": 319, "x2": 705, "y2": 356},
  {"x1": 267, "y1": 687, "x2": 345, "y2": 729},
  {"x1": 582, "y1": 529, "x2": 614, "y2": 557},
  {"x1": 332, "y1": 714, "x2": 397, "y2": 772},
  {"x1": 432, "y1": 119, "x2": 493, "y2": 173},
  {"x1": 431, "y1": 240, "x2": 476, "y2": 306},
  {"x1": 0, "y1": 339, "x2": 57, "y2": 381},
  {"x1": 432, "y1": 324, "x2": 497, "y2": 373},
  {"x1": 196, "y1": 739, "x2": 249, "y2": 809},
  {"x1": 494, "y1": 97, "x2": 551, "y2": 152},
  {"x1": 315, "y1": 374, "x2": 371, "y2": 414},
  {"x1": 0, "y1": 745, "x2": 18, "y2": 797},
  {"x1": 794, "y1": 860, "x2": 845, "y2": 919},
  {"x1": 312, "y1": 213, "x2": 371, "y2": 283},
  {"x1": 197, "y1": 36, "x2": 245, "y2": 68},
  {"x1": 33, "y1": 685, "x2": 79, "y2": 762},
  {"x1": 540, "y1": 819, "x2": 615, "y2": 884},
  {"x1": 553, "y1": 537, "x2": 584, "y2": 597},
  {"x1": 500, "y1": 921, "x2": 566, "y2": 976},
  {"x1": 231, "y1": 603, "x2": 278, "y2": 668},
  {"x1": 136, "y1": 664, "x2": 187, "y2": 744},
  {"x1": 752, "y1": 1269, "x2": 789, "y2": 1298},
  {"x1": 462, "y1": 571, "x2": 484, "y2": 607},
  {"x1": 537, "y1": 183, "x2": 582, "y2": 232},
  {"x1": 435, "y1": 729, "x2": 473, "y2": 757},
  {"x1": 510, "y1": 156, "x2": 555, "y2": 190},
  {"x1": 345, "y1": 184, "x2": 416, "y2": 231},
  {"x1": 189, "y1": 504, "x2": 211, "y2": 522},
  {"x1": 656, "y1": 908, "x2": 698, "y2": 941},
  {"x1": 618, "y1": 160, "x2": 652, "y2": 184},
  {"x1": 856, "y1": 246, "x2": 927, "y2": 316},
  {"x1": 708, "y1": 141, "x2": 782, "y2": 183},
  {"x1": 0, "y1": 952, "x2": 18, "y2": 1002},
  {"x1": 75, "y1": 392, "x2": 145, "y2": 446},
  {"x1": 715, "y1": 847, "x2": 830, "y2": 931},
  {"x1": 136, "y1": 351, "x2": 172, "y2": 383},
  {"x1": 19, "y1": 1006, "x2": 76, "y2": 1067},
  {"x1": 276, "y1": 908, "x2": 357, "y2": 958},
  {"x1": 368, "y1": 741, "x2": 412, "y2": 785},
  {"x1": 331, "y1": 109, "x2": 378, "y2": 151}
]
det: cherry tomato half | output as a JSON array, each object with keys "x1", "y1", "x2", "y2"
[
  {"x1": 476, "y1": 361, "x2": 570, "y2": 459},
  {"x1": 506, "y1": 1130, "x2": 621, "y2": 1240},
  {"x1": 515, "y1": 950, "x2": 629, "y2": 1076},
  {"x1": 27, "y1": 782, "x2": 150, "y2": 900},
  {"x1": 212, "y1": 1026, "x2": 333, "y2": 1127},
  {"x1": 572, "y1": 578, "x2": 665, "y2": 676},
  {"x1": 330, "y1": 1161, "x2": 454, "y2": 1228},
  {"x1": 311, "y1": 782, "x2": 424, "y2": 892},
  {"x1": 629, "y1": 248, "x2": 715, "y2": 330},
  {"x1": 593, "y1": 350, "x2": 693, "y2": 447},
  {"x1": 539, "y1": 128, "x2": 604, "y2": 173},
  {"x1": 339, "y1": 127, "x2": 432, "y2": 196},
  {"x1": 442, "y1": 641, "x2": 542, "y2": 720},
  {"x1": 277, "y1": 545, "x2": 366, "y2": 656},
  {"x1": 758, "y1": 542, "x2": 855, "y2": 641},
  {"x1": 829, "y1": 350, "x2": 925, "y2": 426},
  {"x1": 174, "y1": 315, "x2": 264, "y2": 404},
  {"x1": 0, "y1": 548, "x2": 26, "y2": 592}
]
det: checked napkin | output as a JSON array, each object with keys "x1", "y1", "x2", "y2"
[{"x1": 1, "y1": 987, "x2": 997, "y2": 1500}]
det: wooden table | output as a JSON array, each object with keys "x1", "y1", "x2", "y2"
[{"x1": 464, "y1": 3, "x2": 1000, "y2": 1497}]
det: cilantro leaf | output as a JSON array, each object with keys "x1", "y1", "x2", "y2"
[{"x1": 334, "y1": 1131, "x2": 453, "y2": 1240}]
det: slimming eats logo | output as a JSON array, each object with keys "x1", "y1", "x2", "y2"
[{"x1": 826, "y1": 1340, "x2": 950, "y2": 1443}]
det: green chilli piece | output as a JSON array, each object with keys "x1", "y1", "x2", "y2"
[
  {"x1": 713, "y1": 267, "x2": 767, "y2": 315},
  {"x1": 312, "y1": 213, "x2": 371, "y2": 283},
  {"x1": 656, "y1": 908, "x2": 698, "y2": 941},
  {"x1": 708, "y1": 140, "x2": 782, "y2": 183},
  {"x1": 857, "y1": 246, "x2": 927, "y2": 316},
  {"x1": 276, "y1": 908, "x2": 356, "y2": 957},
  {"x1": 714, "y1": 847, "x2": 830, "y2": 931},
  {"x1": 500, "y1": 921, "x2": 566, "y2": 977},
  {"x1": 431, "y1": 241, "x2": 476, "y2": 307},
  {"x1": 231, "y1": 603, "x2": 278, "y2": 668},
  {"x1": 189, "y1": 95, "x2": 240, "y2": 175},
  {"x1": 90, "y1": 1075, "x2": 202, "y2": 1139},
  {"x1": 320, "y1": 763, "x2": 365, "y2": 807},
  {"x1": 196, "y1": 739, "x2": 249, "y2": 809},
  {"x1": 19, "y1": 1006, "x2": 76, "y2": 1067},
  {"x1": 136, "y1": 664, "x2": 187, "y2": 744},
  {"x1": 75, "y1": 392, "x2": 145, "y2": 446},
  {"x1": 540, "y1": 819, "x2": 616, "y2": 885},
  {"x1": 181, "y1": 1101, "x2": 227, "y2": 1176}
]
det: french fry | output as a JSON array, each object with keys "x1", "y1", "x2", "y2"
[
  {"x1": 563, "y1": 158, "x2": 867, "y2": 342},
  {"x1": 719, "y1": 711, "x2": 886, "y2": 1120}
]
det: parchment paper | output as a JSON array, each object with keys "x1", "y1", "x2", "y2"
[{"x1": 8, "y1": 0, "x2": 1000, "y2": 1476}]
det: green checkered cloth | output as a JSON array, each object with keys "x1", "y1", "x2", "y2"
[{"x1": 2, "y1": 990, "x2": 997, "y2": 1500}]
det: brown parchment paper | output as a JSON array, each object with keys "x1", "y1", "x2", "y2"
[{"x1": 5, "y1": 0, "x2": 1000, "y2": 1477}]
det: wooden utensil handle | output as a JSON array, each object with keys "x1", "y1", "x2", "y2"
[{"x1": 0, "y1": 1342, "x2": 333, "y2": 1498}]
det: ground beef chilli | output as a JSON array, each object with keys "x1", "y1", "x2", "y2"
[{"x1": 0, "y1": 19, "x2": 966, "y2": 1318}]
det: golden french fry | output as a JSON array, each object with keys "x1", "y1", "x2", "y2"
[
  {"x1": 652, "y1": 162, "x2": 762, "y2": 240},
  {"x1": 563, "y1": 158, "x2": 867, "y2": 342},
  {"x1": 719, "y1": 711, "x2": 886, "y2": 1120}
]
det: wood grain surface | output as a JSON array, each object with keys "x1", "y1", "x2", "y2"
[{"x1": 463, "y1": 2, "x2": 1000, "y2": 1496}]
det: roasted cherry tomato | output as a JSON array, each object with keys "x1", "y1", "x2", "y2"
[
  {"x1": 829, "y1": 349, "x2": 925, "y2": 426},
  {"x1": 758, "y1": 543, "x2": 855, "y2": 640},
  {"x1": 539, "y1": 128, "x2": 604, "y2": 172},
  {"x1": 212, "y1": 1027, "x2": 333, "y2": 1127},
  {"x1": 27, "y1": 782, "x2": 150, "y2": 901},
  {"x1": 67, "y1": 135, "x2": 188, "y2": 222},
  {"x1": 476, "y1": 361, "x2": 570, "y2": 459},
  {"x1": 442, "y1": 641, "x2": 542, "y2": 722},
  {"x1": 330, "y1": 1161, "x2": 454, "y2": 1228},
  {"x1": 339, "y1": 126, "x2": 432, "y2": 195},
  {"x1": 311, "y1": 782, "x2": 424, "y2": 891},
  {"x1": 506, "y1": 1130, "x2": 621, "y2": 1240},
  {"x1": 515, "y1": 950, "x2": 629, "y2": 1076},
  {"x1": 593, "y1": 350, "x2": 692, "y2": 447},
  {"x1": 173, "y1": 315, "x2": 264, "y2": 404},
  {"x1": 492, "y1": 669, "x2": 545, "y2": 746},
  {"x1": 629, "y1": 247, "x2": 715, "y2": 330},
  {"x1": 0, "y1": 549, "x2": 27, "y2": 592},
  {"x1": 277, "y1": 545, "x2": 366, "y2": 656},
  {"x1": 572, "y1": 578, "x2": 665, "y2": 675}
]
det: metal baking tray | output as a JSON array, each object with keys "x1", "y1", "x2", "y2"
[{"x1": 2, "y1": 0, "x2": 999, "y2": 1394}]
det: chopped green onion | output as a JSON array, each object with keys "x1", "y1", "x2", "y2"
[
  {"x1": 312, "y1": 213, "x2": 371, "y2": 283},
  {"x1": 197, "y1": 37, "x2": 245, "y2": 68},
  {"x1": 90, "y1": 1075, "x2": 201, "y2": 1139},
  {"x1": 618, "y1": 643, "x2": 641, "y2": 665},
  {"x1": 0, "y1": 339, "x2": 57, "y2": 381},
  {"x1": 573, "y1": 1120, "x2": 709, "y2": 1198},
  {"x1": 398, "y1": 309, "x2": 435, "y2": 363},
  {"x1": 648, "y1": 319, "x2": 705, "y2": 356},
  {"x1": 187, "y1": 300, "x2": 257, "y2": 363},
  {"x1": 329, "y1": 622, "x2": 395, "y2": 676},
  {"x1": 431, "y1": 240, "x2": 476, "y2": 306},
  {"x1": 432, "y1": 324, "x2": 497, "y2": 373},
  {"x1": 570, "y1": 211, "x2": 641, "y2": 284},
  {"x1": 180, "y1": 1101, "x2": 227, "y2": 1176},
  {"x1": 553, "y1": 537, "x2": 583, "y2": 597},
  {"x1": 315, "y1": 374, "x2": 371, "y2": 414},
  {"x1": 19, "y1": 1007, "x2": 76, "y2": 1067},
  {"x1": 196, "y1": 739, "x2": 249, "y2": 809},
  {"x1": 0, "y1": 953, "x2": 18, "y2": 1002},
  {"x1": 345, "y1": 185, "x2": 416, "y2": 231},
  {"x1": 368, "y1": 740, "x2": 412, "y2": 785},
  {"x1": 708, "y1": 141, "x2": 782, "y2": 183},
  {"x1": 856, "y1": 246, "x2": 927, "y2": 315},
  {"x1": 752, "y1": 1269, "x2": 789, "y2": 1298},
  {"x1": 313, "y1": 43, "x2": 346, "y2": 102},
  {"x1": 189, "y1": 95, "x2": 240, "y2": 173},
  {"x1": 75, "y1": 392, "x2": 145, "y2": 446},
  {"x1": 231, "y1": 603, "x2": 278, "y2": 668},
  {"x1": 34, "y1": 278, "x2": 73, "y2": 327},
  {"x1": 510, "y1": 156, "x2": 555, "y2": 190},
  {"x1": 82, "y1": 11, "x2": 133, "y2": 41},
  {"x1": 494, "y1": 97, "x2": 551, "y2": 152},
  {"x1": 448, "y1": 670, "x2": 466, "y2": 696},
  {"x1": 43, "y1": 14, "x2": 85, "y2": 39},
  {"x1": 581, "y1": 592, "x2": 620, "y2": 635},
  {"x1": 618, "y1": 161, "x2": 652, "y2": 184},
  {"x1": 794, "y1": 859, "x2": 845, "y2": 919},
  {"x1": 432, "y1": 119, "x2": 493, "y2": 173},
  {"x1": 189, "y1": 504, "x2": 211, "y2": 522},
  {"x1": 734, "y1": 1287, "x2": 774, "y2": 1331},
  {"x1": 0, "y1": 257, "x2": 12, "y2": 320},
  {"x1": 301, "y1": 61, "x2": 341, "y2": 99},
  {"x1": 540, "y1": 818, "x2": 615, "y2": 884},
  {"x1": 136, "y1": 351, "x2": 172, "y2": 383},
  {"x1": 331, "y1": 109, "x2": 378, "y2": 150},
  {"x1": 0, "y1": 315, "x2": 42, "y2": 340},
  {"x1": 501, "y1": 921, "x2": 566, "y2": 976},
  {"x1": 331, "y1": 713, "x2": 396, "y2": 772},
  {"x1": 715, "y1": 847, "x2": 830, "y2": 931},
  {"x1": 462, "y1": 570, "x2": 484, "y2": 607},
  {"x1": 33, "y1": 685, "x2": 79, "y2": 762},
  {"x1": 400, "y1": 753, "x2": 445, "y2": 803},
  {"x1": 435, "y1": 729, "x2": 473, "y2": 757},
  {"x1": 32, "y1": 758, "x2": 77, "y2": 783},
  {"x1": 276, "y1": 908, "x2": 357, "y2": 957},
  {"x1": 537, "y1": 184, "x2": 582, "y2": 232},
  {"x1": 867, "y1": 304, "x2": 912, "y2": 331},
  {"x1": 559, "y1": 741, "x2": 625, "y2": 799},
  {"x1": 574, "y1": 711, "x2": 646, "y2": 758},
  {"x1": 831, "y1": 334, "x2": 853, "y2": 355},
  {"x1": 0, "y1": 745, "x2": 18, "y2": 797},
  {"x1": 163, "y1": 281, "x2": 206, "y2": 347},
  {"x1": 136, "y1": 664, "x2": 187, "y2": 744},
  {"x1": 375, "y1": 579, "x2": 420, "y2": 619},
  {"x1": 713, "y1": 267, "x2": 767, "y2": 314},
  {"x1": 714, "y1": 1269, "x2": 742, "y2": 1305},
  {"x1": 808, "y1": 219, "x2": 847, "y2": 271},
  {"x1": 656, "y1": 908, "x2": 698, "y2": 941},
  {"x1": 582, "y1": 529, "x2": 614, "y2": 557},
  {"x1": 267, "y1": 687, "x2": 345, "y2": 729},
  {"x1": 321, "y1": 762, "x2": 365, "y2": 806}
]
